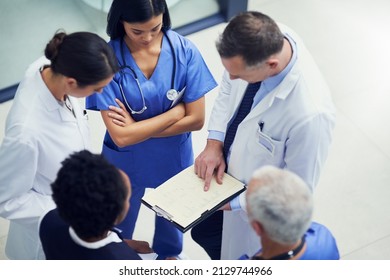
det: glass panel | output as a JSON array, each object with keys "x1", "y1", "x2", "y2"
[
  {"x1": 0, "y1": 0, "x2": 238, "y2": 93},
  {"x1": 79, "y1": 0, "x2": 221, "y2": 29},
  {"x1": 0, "y1": 0, "x2": 108, "y2": 89},
  {"x1": 168, "y1": 0, "x2": 220, "y2": 29}
]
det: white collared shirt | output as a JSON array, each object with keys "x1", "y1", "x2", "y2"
[{"x1": 69, "y1": 227, "x2": 122, "y2": 249}]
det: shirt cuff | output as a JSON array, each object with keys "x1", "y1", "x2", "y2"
[
  {"x1": 229, "y1": 196, "x2": 241, "y2": 211},
  {"x1": 230, "y1": 192, "x2": 247, "y2": 212},
  {"x1": 208, "y1": 130, "x2": 225, "y2": 142}
]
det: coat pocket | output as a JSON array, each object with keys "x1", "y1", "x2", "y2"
[{"x1": 254, "y1": 128, "x2": 285, "y2": 166}]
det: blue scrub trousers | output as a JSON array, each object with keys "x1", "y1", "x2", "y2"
[{"x1": 117, "y1": 183, "x2": 183, "y2": 258}]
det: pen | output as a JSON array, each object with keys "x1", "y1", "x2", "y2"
[{"x1": 259, "y1": 121, "x2": 264, "y2": 132}]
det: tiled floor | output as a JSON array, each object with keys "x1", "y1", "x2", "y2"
[{"x1": 1, "y1": 0, "x2": 390, "y2": 260}]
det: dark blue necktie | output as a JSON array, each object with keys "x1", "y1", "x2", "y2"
[{"x1": 223, "y1": 82, "x2": 261, "y2": 162}]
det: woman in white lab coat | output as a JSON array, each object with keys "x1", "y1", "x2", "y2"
[{"x1": 0, "y1": 31, "x2": 119, "y2": 259}]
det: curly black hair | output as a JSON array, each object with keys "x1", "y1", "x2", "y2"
[{"x1": 51, "y1": 150, "x2": 128, "y2": 239}]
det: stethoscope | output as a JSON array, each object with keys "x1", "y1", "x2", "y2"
[{"x1": 118, "y1": 30, "x2": 177, "y2": 114}]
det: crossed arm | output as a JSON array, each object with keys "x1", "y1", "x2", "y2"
[{"x1": 102, "y1": 97, "x2": 205, "y2": 148}]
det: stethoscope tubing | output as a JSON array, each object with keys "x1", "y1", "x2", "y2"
[{"x1": 118, "y1": 30, "x2": 177, "y2": 114}]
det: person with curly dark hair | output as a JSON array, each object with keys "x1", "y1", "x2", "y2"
[{"x1": 39, "y1": 150, "x2": 152, "y2": 260}]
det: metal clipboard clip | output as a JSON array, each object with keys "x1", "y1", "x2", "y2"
[{"x1": 152, "y1": 205, "x2": 173, "y2": 221}]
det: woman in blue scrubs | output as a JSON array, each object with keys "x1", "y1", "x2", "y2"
[{"x1": 86, "y1": 0, "x2": 217, "y2": 259}]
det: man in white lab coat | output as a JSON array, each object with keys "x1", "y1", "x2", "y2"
[{"x1": 192, "y1": 11, "x2": 336, "y2": 259}]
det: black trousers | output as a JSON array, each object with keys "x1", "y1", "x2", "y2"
[{"x1": 191, "y1": 210, "x2": 224, "y2": 260}]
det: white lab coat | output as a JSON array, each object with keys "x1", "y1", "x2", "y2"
[
  {"x1": 0, "y1": 57, "x2": 90, "y2": 259},
  {"x1": 208, "y1": 26, "x2": 336, "y2": 259}
]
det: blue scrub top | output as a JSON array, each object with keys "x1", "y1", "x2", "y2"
[
  {"x1": 239, "y1": 222, "x2": 340, "y2": 260},
  {"x1": 299, "y1": 222, "x2": 340, "y2": 260},
  {"x1": 86, "y1": 29, "x2": 217, "y2": 189}
]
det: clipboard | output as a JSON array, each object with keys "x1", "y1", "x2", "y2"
[{"x1": 141, "y1": 165, "x2": 246, "y2": 232}]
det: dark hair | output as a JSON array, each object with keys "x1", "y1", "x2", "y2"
[
  {"x1": 107, "y1": 0, "x2": 171, "y2": 39},
  {"x1": 216, "y1": 11, "x2": 284, "y2": 67},
  {"x1": 51, "y1": 150, "x2": 128, "y2": 239},
  {"x1": 44, "y1": 31, "x2": 119, "y2": 87}
]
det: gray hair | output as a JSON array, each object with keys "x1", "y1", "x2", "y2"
[{"x1": 247, "y1": 166, "x2": 313, "y2": 244}]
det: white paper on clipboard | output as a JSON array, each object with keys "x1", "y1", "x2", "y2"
[
  {"x1": 170, "y1": 86, "x2": 186, "y2": 108},
  {"x1": 141, "y1": 165, "x2": 246, "y2": 232}
]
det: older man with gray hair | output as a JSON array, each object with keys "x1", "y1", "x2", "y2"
[{"x1": 240, "y1": 166, "x2": 339, "y2": 260}]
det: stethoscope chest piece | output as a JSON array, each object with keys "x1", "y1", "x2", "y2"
[{"x1": 166, "y1": 89, "x2": 178, "y2": 101}]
